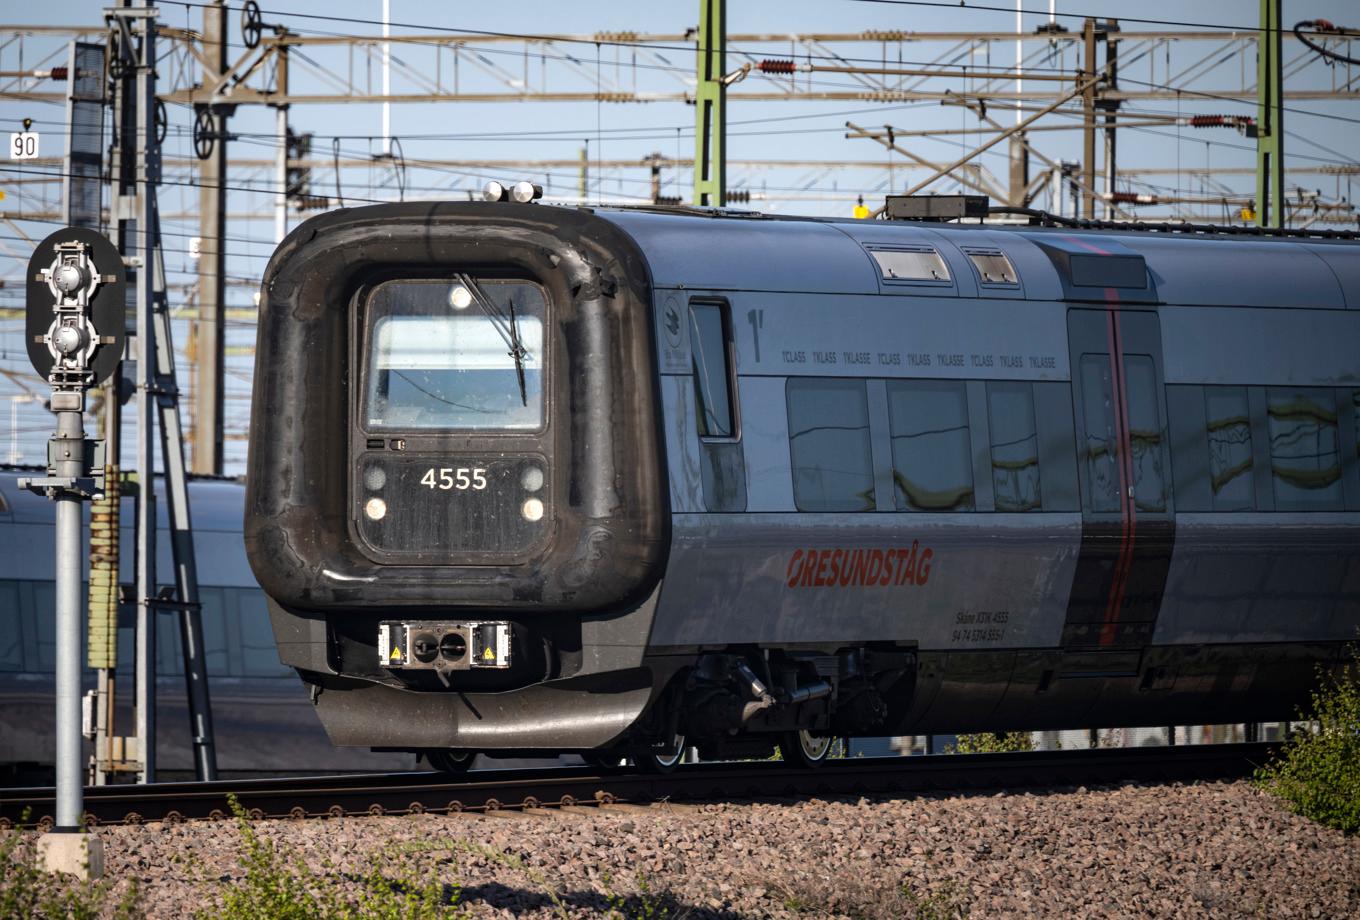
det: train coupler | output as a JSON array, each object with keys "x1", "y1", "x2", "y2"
[{"x1": 378, "y1": 620, "x2": 513, "y2": 671}]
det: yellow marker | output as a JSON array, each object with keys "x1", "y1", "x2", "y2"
[
  {"x1": 0, "y1": 190, "x2": 6, "y2": 201},
  {"x1": 853, "y1": 203, "x2": 870, "y2": 219},
  {"x1": 482, "y1": 646, "x2": 495, "y2": 661}
]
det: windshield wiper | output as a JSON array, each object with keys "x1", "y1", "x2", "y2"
[
  {"x1": 454, "y1": 274, "x2": 530, "y2": 407},
  {"x1": 506, "y1": 296, "x2": 528, "y2": 407}
]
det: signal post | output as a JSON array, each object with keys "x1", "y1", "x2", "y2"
[{"x1": 22, "y1": 229, "x2": 126, "y2": 879}]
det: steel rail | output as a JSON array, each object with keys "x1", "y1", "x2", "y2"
[{"x1": 0, "y1": 742, "x2": 1276, "y2": 829}]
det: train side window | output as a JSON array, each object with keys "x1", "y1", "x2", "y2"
[
  {"x1": 964, "y1": 250, "x2": 1018, "y2": 286},
  {"x1": 886, "y1": 380, "x2": 975, "y2": 511},
  {"x1": 1267, "y1": 388, "x2": 1343, "y2": 510},
  {"x1": 198, "y1": 586, "x2": 231, "y2": 675},
  {"x1": 156, "y1": 610, "x2": 183, "y2": 676},
  {"x1": 239, "y1": 589, "x2": 290, "y2": 677},
  {"x1": 1204, "y1": 387, "x2": 1254, "y2": 511},
  {"x1": 689, "y1": 301, "x2": 737, "y2": 439},
  {"x1": 1078, "y1": 355, "x2": 1121, "y2": 513},
  {"x1": 32, "y1": 581, "x2": 55, "y2": 672},
  {"x1": 0, "y1": 580, "x2": 22, "y2": 671},
  {"x1": 987, "y1": 382, "x2": 1042, "y2": 511},
  {"x1": 867, "y1": 247, "x2": 951, "y2": 283},
  {"x1": 156, "y1": 587, "x2": 230, "y2": 676},
  {"x1": 786, "y1": 378, "x2": 875, "y2": 512},
  {"x1": 1354, "y1": 390, "x2": 1359, "y2": 460},
  {"x1": 1124, "y1": 356, "x2": 1167, "y2": 513}
]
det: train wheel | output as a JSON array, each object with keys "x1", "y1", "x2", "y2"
[
  {"x1": 780, "y1": 730, "x2": 838, "y2": 768},
  {"x1": 631, "y1": 733, "x2": 686, "y2": 774},
  {"x1": 426, "y1": 749, "x2": 475, "y2": 774}
]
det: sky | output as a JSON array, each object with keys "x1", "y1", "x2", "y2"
[{"x1": 1, "y1": 0, "x2": 1357, "y2": 472}]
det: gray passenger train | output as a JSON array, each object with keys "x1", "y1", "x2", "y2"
[
  {"x1": 0, "y1": 469, "x2": 413, "y2": 782},
  {"x1": 246, "y1": 202, "x2": 1360, "y2": 770}
]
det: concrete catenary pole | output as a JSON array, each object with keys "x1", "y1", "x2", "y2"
[{"x1": 134, "y1": 0, "x2": 159, "y2": 783}]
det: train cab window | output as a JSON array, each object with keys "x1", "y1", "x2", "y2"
[
  {"x1": 886, "y1": 380, "x2": 975, "y2": 511},
  {"x1": 1124, "y1": 356, "x2": 1167, "y2": 513},
  {"x1": 689, "y1": 302, "x2": 736, "y2": 439},
  {"x1": 1204, "y1": 387, "x2": 1254, "y2": 511},
  {"x1": 1267, "y1": 388, "x2": 1343, "y2": 510},
  {"x1": 867, "y1": 247, "x2": 951, "y2": 283},
  {"x1": 361, "y1": 279, "x2": 545, "y2": 431},
  {"x1": 786, "y1": 378, "x2": 875, "y2": 512},
  {"x1": 987, "y1": 382, "x2": 1042, "y2": 511},
  {"x1": 964, "y1": 250, "x2": 1018, "y2": 286}
]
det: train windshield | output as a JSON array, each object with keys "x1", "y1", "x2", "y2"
[{"x1": 362, "y1": 279, "x2": 545, "y2": 430}]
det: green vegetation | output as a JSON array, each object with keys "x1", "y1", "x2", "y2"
[
  {"x1": 1255, "y1": 648, "x2": 1360, "y2": 834},
  {"x1": 947, "y1": 731, "x2": 1035, "y2": 754},
  {"x1": 203, "y1": 797, "x2": 683, "y2": 920},
  {"x1": 600, "y1": 870, "x2": 685, "y2": 920},
  {"x1": 898, "y1": 880, "x2": 970, "y2": 920},
  {"x1": 776, "y1": 873, "x2": 969, "y2": 919},
  {"x1": 0, "y1": 812, "x2": 139, "y2": 920},
  {"x1": 204, "y1": 795, "x2": 464, "y2": 920}
]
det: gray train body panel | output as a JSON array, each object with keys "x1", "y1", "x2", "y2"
[{"x1": 246, "y1": 203, "x2": 1360, "y2": 750}]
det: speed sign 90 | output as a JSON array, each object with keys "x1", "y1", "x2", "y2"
[{"x1": 9, "y1": 132, "x2": 39, "y2": 160}]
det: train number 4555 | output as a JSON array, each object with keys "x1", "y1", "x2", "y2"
[{"x1": 420, "y1": 467, "x2": 488, "y2": 491}]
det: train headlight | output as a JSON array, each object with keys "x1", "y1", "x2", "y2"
[
  {"x1": 363, "y1": 465, "x2": 387, "y2": 491},
  {"x1": 521, "y1": 466, "x2": 544, "y2": 492},
  {"x1": 521, "y1": 497, "x2": 544, "y2": 522},
  {"x1": 449, "y1": 284, "x2": 472, "y2": 310},
  {"x1": 364, "y1": 497, "x2": 387, "y2": 521},
  {"x1": 511, "y1": 181, "x2": 543, "y2": 203}
]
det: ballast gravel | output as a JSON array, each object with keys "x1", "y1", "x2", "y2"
[{"x1": 78, "y1": 780, "x2": 1360, "y2": 918}]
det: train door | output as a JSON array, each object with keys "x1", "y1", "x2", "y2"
[{"x1": 1063, "y1": 308, "x2": 1175, "y2": 654}]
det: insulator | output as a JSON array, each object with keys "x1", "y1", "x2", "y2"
[
  {"x1": 49, "y1": 66, "x2": 68, "y2": 81},
  {"x1": 757, "y1": 59, "x2": 796, "y2": 74},
  {"x1": 1107, "y1": 191, "x2": 1158, "y2": 205},
  {"x1": 725, "y1": 189, "x2": 751, "y2": 203},
  {"x1": 1188, "y1": 114, "x2": 1255, "y2": 129}
]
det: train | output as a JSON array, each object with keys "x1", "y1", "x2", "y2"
[
  {"x1": 245, "y1": 200, "x2": 1360, "y2": 772},
  {"x1": 0, "y1": 468, "x2": 414, "y2": 783}
]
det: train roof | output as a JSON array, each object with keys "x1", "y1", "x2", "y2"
[{"x1": 592, "y1": 206, "x2": 1360, "y2": 310}]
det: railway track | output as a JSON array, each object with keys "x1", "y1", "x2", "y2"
[{"x1": 0, "y1": 742, "x2": 1276, "y2": 829}]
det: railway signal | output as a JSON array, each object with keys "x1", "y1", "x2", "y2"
[{"x1": 20, "y1": 227, "x2": 126, "y2": 879}]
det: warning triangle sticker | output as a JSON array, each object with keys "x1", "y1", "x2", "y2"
[
  {"x1": 389, "y1": 647, "x2": 403, "y2": 662},
  {"x1": 482, "y1": 646, "x2": 495, "y2": 661}
]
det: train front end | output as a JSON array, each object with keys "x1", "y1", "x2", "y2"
[{"x1": 244, "y1": 202, "x2": 669, "y2": 756}]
